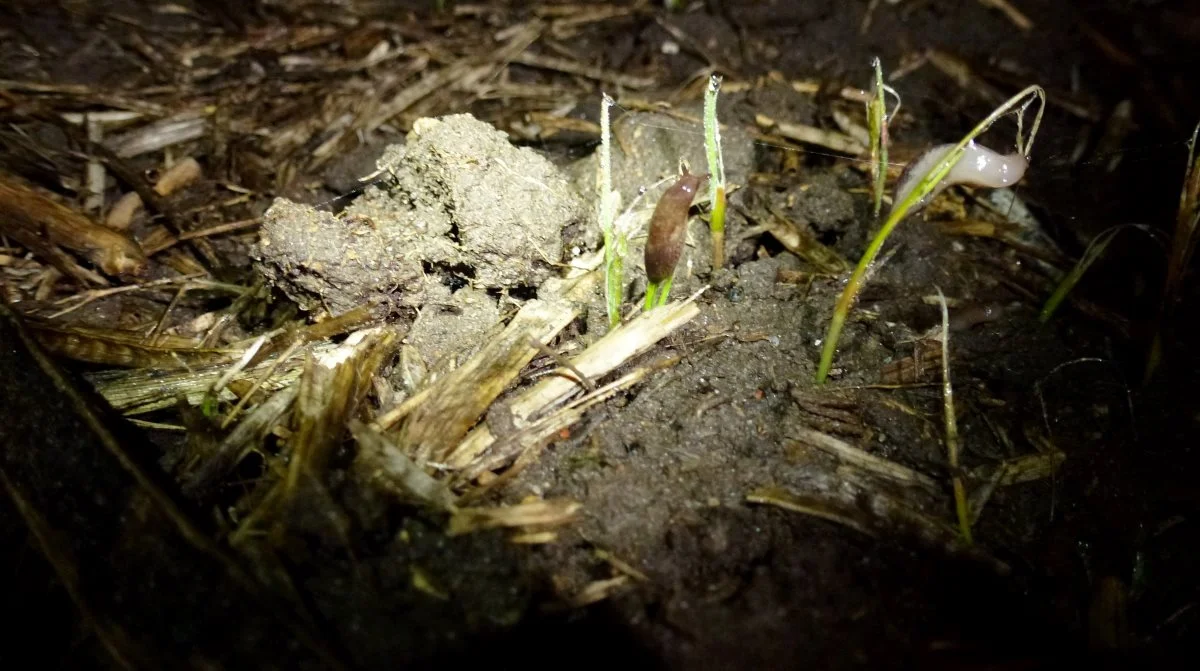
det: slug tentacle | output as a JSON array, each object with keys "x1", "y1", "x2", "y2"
[{"x1": 892, "y1": 141, "x2": 1028, "y2": 214}]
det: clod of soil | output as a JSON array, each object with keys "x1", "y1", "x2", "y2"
[
  {"x1": 254, "y1": 114, "x2": 583, "y2": 314},
  {"x1": 253, "y1": 199, "x2": 425, "y2": 313}
]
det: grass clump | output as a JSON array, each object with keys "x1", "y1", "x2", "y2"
[{"x1": 815, "y1": 84, "x2": 1046, "y2": 384}]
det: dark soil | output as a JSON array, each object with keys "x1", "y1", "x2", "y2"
[{"x1": 2, "y1": 1, "x2": 1199, "y2": 670}]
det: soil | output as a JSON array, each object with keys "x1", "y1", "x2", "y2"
[{"x1": 2, "y1": 1, "x2": 1200, "y2": 670}]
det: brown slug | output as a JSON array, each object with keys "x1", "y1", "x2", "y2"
[
  {"x1": 644, "y1": 172, "x2": 707, "y2": 283},
  {"x1": 948, "y1": 301, "x2": 1005, "y2": 332}
]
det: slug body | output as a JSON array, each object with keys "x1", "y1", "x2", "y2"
[
  {"x1": 893, "y1": 141, "x2": 1028, "y2": 214},
  {"x1": 949, "y1": 301, "x2": 1005, "y2": 331},
  {"x1": 644, "y1": 172, "x2": 706, "y2": 283}
]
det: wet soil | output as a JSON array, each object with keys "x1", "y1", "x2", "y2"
[{"x1": 3, "y1": 1, "x2": 1200, "y2": 670}]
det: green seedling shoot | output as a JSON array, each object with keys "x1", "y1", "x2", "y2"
[
  {"x1": 703, "y1": 74, "x2": 728, "y2": 269},
  {"x1": 815, "y1": 85, "x2": 1045, "y2": 384},
  {"x1": 1146, "y1": 119, "x2": 1200, "y2": 382},
  {"x1": 1039, "y1": 224, "x2": 1159, "y2": 323},
  {"x1": 866, "y1": 58, "x2": 901, "y2": 218},
  {"x1": 598, "y1": 93, "x2": 624, "y2": 329}
]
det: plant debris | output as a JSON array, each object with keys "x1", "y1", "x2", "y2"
[{"x1": 2, "y1": 2, "x2": 1199, "y2": 669}]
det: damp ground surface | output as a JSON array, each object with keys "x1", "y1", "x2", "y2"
[{"x1": 2, "y1": 2, "x2": 1199, "y2": 670}]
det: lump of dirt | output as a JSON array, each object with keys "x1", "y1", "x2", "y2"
[
  {"x1": 253, "y1": 199, "x2": 425, "y2": 314},
  {"x1": 406, "y1": 284, "x2": 501, "y2": 373},
  {"x1": 369, "y1": 113, "x2": 580, "y2": 288},
  {"x1": 253, "y1": 114, "x2": 582, "y2": 314},
  {"x1": 788, "y1": 173, "x2": 857, "y2": 236}
]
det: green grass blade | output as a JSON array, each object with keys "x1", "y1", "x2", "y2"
[
  {"x1": 644, "y1": 280, "x2": 659, "y2": 311},
  {"x1": 654, "y1": 275, "x2": 674, "y2": 307},
  {"x1": 606, "y1": 231, "x2": 627, "y2": 327},
  {"x1": 598, "y1": 94, "x2": 622, "y2": 329},
  {"x1": 1147, "y1": 120, "x2": 1200, "y2": 381},
  {"x1": 868, "y1": 58, "x2": 887, "y2": 218},
  {"x1": 867, "y1": 58, "x2": 901, "y2": 219},
  {"x1": 643, "y1": 272, "x2": 676, "y2": 312},
  {"x1": 1039, "y1": 224, "x2": 1156, "y2": 323},
  {"x1": 709, "y1": 186, "x2": 726, "y2": 269},
  {"x1": 704, "y1": 74, "x2": 727, "y2": 269}
]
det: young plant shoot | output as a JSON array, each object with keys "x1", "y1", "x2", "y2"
[
  {"x1": 597, "y1": 93, "x2": 625, "y2": 329},
  {"x1": 815, "y1": 85, "x2": 1045, "y2": 384},
  {"x1": 866, "y1": 58, "x2": 901, "y2": 218},
  {"x1": 644, "y1": 171, "x2": 707, "y2": 309},
  {"x1": 703, "y1": 74, "x2": 728, "y2": 269},
  {"x1": 1039, "y1": 224, "x2": 1158, "y2": 323}
]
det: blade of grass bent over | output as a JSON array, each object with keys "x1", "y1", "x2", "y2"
[{"x1": 815, "y1": 85, "x2": 1045, "y2": 384}]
